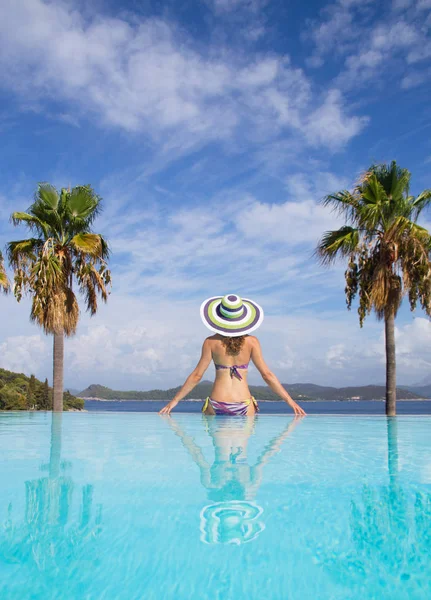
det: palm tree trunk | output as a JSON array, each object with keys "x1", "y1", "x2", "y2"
[
  {"x1": 385, "y1": 311, "x2": 396, "y2": 416},
  {"x1": 53, "y1": 332, "x2": 64, "y2": 412}
]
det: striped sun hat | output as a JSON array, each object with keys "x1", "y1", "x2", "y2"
[{"x1": 200, "y1": 294, "x2": 264, "y2": 337}]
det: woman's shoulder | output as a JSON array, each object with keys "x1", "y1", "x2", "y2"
[
  {"x1": 205, "y1": 334, "x2": 219, "y2": 342},
  {"x1": 203, "y1": 335, "x2": 219, "y2": 347}
]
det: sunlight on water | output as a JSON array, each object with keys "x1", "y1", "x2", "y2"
[{"x1": 1, "y1": 413, "x2": 431, "y2": 599}]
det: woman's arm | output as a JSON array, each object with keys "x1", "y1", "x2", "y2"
[
  {"x1": 159, "y1": 338, "x2": 213, "y2": 415},
  {"x1": 250, "y1": 337, "x2": 306, "y2": 416}
]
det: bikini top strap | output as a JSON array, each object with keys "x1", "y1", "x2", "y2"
[
  {"x1": 214, "y1": 363, "x2": 249, "y2": 370},
  {"x1": 214, "y1": 363, "x2": 249, "y2": 381}
]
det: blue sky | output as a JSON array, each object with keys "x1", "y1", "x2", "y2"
[{"x1": 1, "y1": 0, "x2": 431, "y2": 391}]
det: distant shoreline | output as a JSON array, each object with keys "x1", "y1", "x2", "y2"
[
  {"x1": 82, "y1": 397, "x2": 431, "y2": 402},
  {"x1": 78, "y1": 382, "x2": 427, "y2": 402}
]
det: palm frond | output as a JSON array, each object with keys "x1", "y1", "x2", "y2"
[
  {"x1": 411, "y1": 190, "x2": 431, "y2": 219},
  {"x1": 358, "y1": 174, "x2": 390, "y2": 230},
  {"x1": 99, "y1": 235, "x2": 110, "y2": 260},
  {"x1": 389, "y1": 169, "x2": 410, "y2": 201},
  {"x1": 408, "y1": 222, "x2": 431, "y2": 249},
  {"x1": 7, "y1": 238, "x2": 44, "y2": 268},
  {"x1": 30, "y1": 200, "x2": 63, "y2": 238},
  {"x1": 71, "y1": 233, "x2": 103, "y2": 257},
  {"x1": 32, "y1": 253, "x2": 64, "y2": 290},
  {"x1": 321, "y1": 191, "x2": 360, "y2": 223},
  {"x1": 392, "y1": 195, "x2": 414, "y2": 220},
  {"x1": 366, "y1": 161, "x2": 410, "y2": 199},
  {"x1": 67, "y1": 186, "x2": 101, "y2": 222},
  {"x1": 358, "y1": 173, "x2": 388, "y2": 204},
  {"x1": 385, "y1": 216, "x2": 414, "y2": 241},
  {"x1": 0, "y1": 251, "x2": 10, "y2": 293},
  {"x1": 388, "y1": 218, "x2": 431, "y2": 263},
  {"x1": 317, "y1": 226, "x2": 360, "y2": 265},
  {"x1": 76, "y1": 261, "x2": 110, "y2": 315},
  {"x1": 31, "y1": 287, "x2": 79, "y2": 336},
  {"x1": 370, "y1": 266, "x2": 402, "y2": 317},
  {"x1": 35, "y1": 183, "x2": 60, "y2": 209},
  {"x1": 63, "y1": 288, "x2": 80, "y2": 336},
  {"x1": 11, "y1": 212, "x2": 49, "y2": 238}
]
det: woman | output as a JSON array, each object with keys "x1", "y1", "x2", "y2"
[{"x1": 159, "y1": 294, "x2": 306, "y2": 416}]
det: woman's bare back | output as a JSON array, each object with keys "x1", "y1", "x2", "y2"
[{"x1": 208, "y1": 334, "x2": 254, "y2": 405}]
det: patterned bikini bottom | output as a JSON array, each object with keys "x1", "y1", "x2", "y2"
[{"x1": 202, "y1": 397, "x2": 259, "y2": 416}]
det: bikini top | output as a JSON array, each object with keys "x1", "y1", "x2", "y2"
[{"x1": 214, "y1": 363, "x2": 249, "y2": 381}]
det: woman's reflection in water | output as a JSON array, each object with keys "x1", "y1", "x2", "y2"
[{"x1": 166, "y1": 415, "x2": 302, "y2": 545}]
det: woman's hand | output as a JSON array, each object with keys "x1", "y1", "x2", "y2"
[
  {"x1": 288, "y1": 400, "x2": 307, "y2": 416},
  {"x1": 159, "y1": 399, "x2": 179, "y2": 415}
]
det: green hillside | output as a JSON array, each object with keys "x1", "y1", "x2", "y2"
[
  {"x1": 0, "y1": 368, "x2": 84, "y2": 411},
  {"x1": 399, "y1": 384, "x2": 431, "y2": 398},
  {"x1": 79, "y1": 382, "x2": 424, "y2": 401}
]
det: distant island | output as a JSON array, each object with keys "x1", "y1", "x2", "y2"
[{"x1": 79, "y1": 381, "x2": 426, "y2": 402}]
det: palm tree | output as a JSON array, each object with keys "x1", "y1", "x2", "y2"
[
  {"x1": 7, "y1": 184, "x2": 111, "y2": 411},
  {"x1": 317, "y1": 161, "x2": 431, "y2": 415},
  {"x1": 0, "y1": 250, "x2": 9, "y2": 292}
]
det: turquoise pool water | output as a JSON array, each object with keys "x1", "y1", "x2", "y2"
[{"x1": 1, "y1": 413, "x2": 430, "y2": 600}]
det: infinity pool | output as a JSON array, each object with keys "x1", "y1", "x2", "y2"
[{"x1": 1, "y1": 413, "x2": 430, "y2": 599}]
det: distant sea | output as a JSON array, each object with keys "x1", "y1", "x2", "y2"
[{"x1": 85, "y1": 399, "x2": 431, "y2": 414}]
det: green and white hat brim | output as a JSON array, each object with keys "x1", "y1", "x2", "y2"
[{"x1": 200, "y1": 296, "x2": 264, "y2": 337}]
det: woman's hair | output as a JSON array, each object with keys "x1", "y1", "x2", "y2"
[{"x1": 221, "y1": 335, "x2": 246, "y2": 356}]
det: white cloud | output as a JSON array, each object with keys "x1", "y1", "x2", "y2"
[
  {"x1": 0, "y1": 0, "x2": 366, "y2": 154},
  {"x1": 304, "y1": 90, "x2": 369, "y2": 149},
  {"x1": 324, "y1": 317, "x2": 431, "y2": 383},
  {"x1": 208, "y1": 0, "x2": 267, "y2": 12},
  {"x1": 337, "y1": 20, "x2": 425, "y2": 88},
  {"x1": 62, "y1": 299, "x2": 205, "y2": 388},
  {"x1": 303, "y1": 0, "x2": 375, "y2": 67},
  {"x1": 407, "y1": 41, "x2": 431, "y2": 64},
  {"x1": 395, "y1": 318, "x2": 431, "y2": 372},
  {"x1": 305, "y1": 0, "x2": 431, "y2": 91},
  {"x1": 393, "y1": 0, "x2": 414, "y2": 9},
  {"x1": 234, "y1": 171, "x2": 347, "y2": 244},
  {"x1": 103, "y1": 176, "x2": 347, "y2": 308},
  {"x1": 276, "y1": 345, "x2": 296, "y2": 370},
  {"x1": 236, "y1": 197, "x2": 341, "y2": 244},
  {"x1": 326, "y1": 343, "x2": 348, "y2": 369},
  {"x1": 0, "y1": 335, "x2": 48, "y2": 374},
  {"x1": 401, "y1": 69, "x2": 431, "y2": 88}
]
